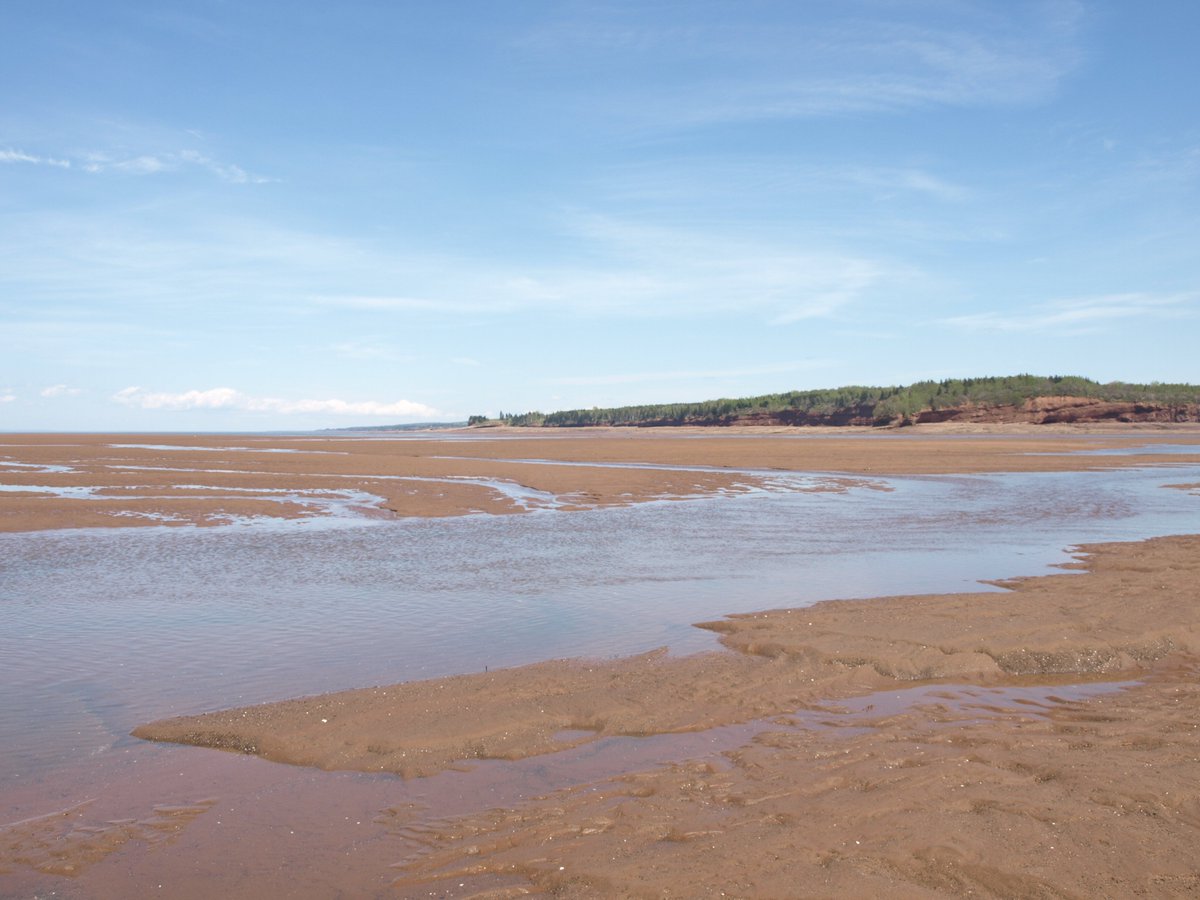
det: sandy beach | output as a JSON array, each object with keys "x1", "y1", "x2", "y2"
[{"x1": 2, "y1": 428, "x2": 1199, "y2": 897}]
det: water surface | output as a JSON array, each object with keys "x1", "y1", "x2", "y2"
[{"x1": 2, "y1": 464, "x2": 1197, "y2": 788}]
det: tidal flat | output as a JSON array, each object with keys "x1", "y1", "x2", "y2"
[{"x1": 1, "y1": 427, "x2": 1199, "y2": 897}]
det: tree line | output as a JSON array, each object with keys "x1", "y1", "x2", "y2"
[{"x1": 469, "y1": 375, "x2": 1200, "y2": 428}]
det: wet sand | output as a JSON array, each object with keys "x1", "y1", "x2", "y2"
[
  {"x1": 133, "y1": 532, "x2": 1200, "y2": 776},
  {"x1": 2, "y1": 426, "x2": 1200, "y2": 531},
  {"x1": 130, "y1": 533, "x2": 1200, "y2": 896},
  {"x1": 3, "y1": 428, "x2": 1200, "y2": 896},
  {"x1": 383, "y1": 661, "x2": 1200, "y2": 898}
]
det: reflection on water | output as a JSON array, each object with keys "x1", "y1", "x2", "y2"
[
  {"x1": 1, "y1": 465, "x2": 1197, "y2": 789},
  {"x1": 1029, "y1": 443, "x2": 1200, "y2": 457},
  {"x1": 0, "y1": 460, "x2": 78, "y2": 474}
]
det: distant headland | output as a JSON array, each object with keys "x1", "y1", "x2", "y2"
[{"x1": 467, "y1": 375, "x2": 1200, "y2": 429}]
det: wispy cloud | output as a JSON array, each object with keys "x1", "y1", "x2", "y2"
[
  {"x1": 562, "y1": 214, "x2": 886, "y2": 321},
  {"x1": 330, "y1": 341, "x2": 408, "y2": 362},
  {"x1": 1132, "y1": 143, "x2": 1200, "y2": 187},
  {"x1": 40, "y1": 384, "x2": 82, "y2": 398},
  {"x1": 112, "y1": 387, "x2": 440, "y2": 418},
  {"x1": 595, "y1": 160, "x2": 975, "y2": 213},
  {"x1": 0, "y1": 214, "x2": 363, "y2": 315},
  {"x1": 102, "y1": 154, "x2": 168, "y2": 174},
  {"x1": 2, "y1": 142, "x2": 270, "y2": 183},
  {"x1": 1, "y1": 149, "x2": 72, "y2": 169},
  {"x1": 314, "y1": 215, "x2": 888, "y2": 323},
  {"x1": 78, "y1": 148, "x2": 273, "y2": 183},
  {"x1": 318, "y1": 295, "x2": 490, "y2": 314},
  {"x1": 522, "y1": 1, "x2": 1084, "y2": 129},
  {"x1": 180, "y1": 149, "x2": 272, "y2": 184},
  {"x1": 0, "y1": 390, "x2": 16, "y2": 403},
  {"x1": 838, "y1": 166, "x2": 972, "y2": 202},
  {"x1": 5, "y1": 205, "x2": 889, "y2": 337},
  {"x1": 452, "y1": 357, "x2": 482, "y2": 367},
  {"x1": 552, "y1": 360, "x2": 829, "y2": 387},
  {"x1": 941, "y1": 292, "x2": 1198, "y2": 334}
]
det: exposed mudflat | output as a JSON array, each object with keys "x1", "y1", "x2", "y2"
[
  {"x1": 2, "y1": 426, "x2": 1199, "y2": 530},
  {"x1": 380, "y1": 662, "x2": 1200, "y2": 898},
  {"x1": 133, "y1": 534, "x2": 1200, "y2": 897}
]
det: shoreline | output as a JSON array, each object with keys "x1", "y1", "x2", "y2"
[
  {"x1": 133, "y1": 533, "x2": 1200, "y2": 779},
  {"x1": 129, "y1": 532, "x2": 1200, "y2": 895}
]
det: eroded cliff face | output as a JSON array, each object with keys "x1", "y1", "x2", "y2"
[{"x1": 913, "y1": 396, "x2": 1199, "y2": 425}]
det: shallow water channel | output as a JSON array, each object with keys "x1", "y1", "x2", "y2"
[{"x1": 0, "y1": 462, "x2": 1198, "y2": 895}]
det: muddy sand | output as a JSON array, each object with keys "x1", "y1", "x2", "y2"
[
  {"x1": 132, "y1": 533, "x2": 1200, "y2": 897},
  {"x1": 3, "y1": 426, "x2": 1200, "y2": 531}
]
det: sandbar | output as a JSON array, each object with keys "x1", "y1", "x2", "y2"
[{"x1": 133, "y1": 533, "x2": 1200, "y2": 896}]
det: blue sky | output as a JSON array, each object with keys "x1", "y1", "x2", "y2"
[{"x1": 2, "y1": 0, "x2": 1197, "y2": 430}]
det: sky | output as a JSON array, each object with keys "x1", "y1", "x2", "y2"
[{"x1": 2, "y1": 0, "x2": 1198, "y2": 431}]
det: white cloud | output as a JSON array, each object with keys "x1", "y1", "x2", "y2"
[
  {"x1": 1, "y1": 149, "x2": 71, "y2": 168},
  {"x1": 0, "y1": 391, "x2": 15, "y2": 403},
  {"x1": 112, "y1": 386, "x2": 440, "y2": 418},
  {"x1": 113, "y1": 386, "x2": 238, "y2": 410},
  {"x1": 40, "y1": 384, "x2": 83, "y2": 398},
  {"x1": 452, "y1": 357, "x2": 482, "y2": 367},
  {"x1": 112, "y1": 154, "x2": 168, "y2": 174},
  {"x1": 942, "y1": 292, "x2": 1198, "y2": 334}
]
